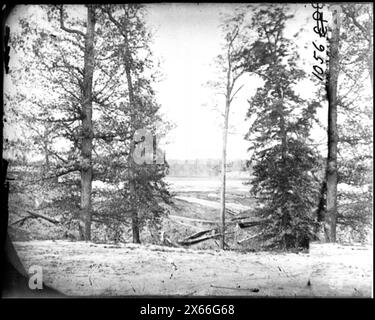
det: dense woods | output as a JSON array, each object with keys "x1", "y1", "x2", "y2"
[
  {"x1": 3, "y1": 3, "x2": 372, "y2": 251},
  {"x1": 5, "y1": 4, "x2": 170, "y2": 243}
]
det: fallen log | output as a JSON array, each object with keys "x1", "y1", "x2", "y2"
[
  {"x1": 230, "y1": 215, "x2": 252, "y2": 221},
  {"x1": 238, "y1": 219, "x2": 271, "y2": 229},
  {"x1": 11, "y1": 210, "x2": 60, "y2": 225},
  {"x1": 11, "y1": 204, "x2": 61, "y2": 224},
  {"x1": 26, "y1": 210, "x2": 60, "y2": 224},
  {"x1": 177, "y1": 232, "x2": 220, "y2": 246},
  {"x1": 11, "y1": 216, "x2": 29, "y2": 226},
  {"x1": 178, "y1": 231, "x2": 234, "y2": 246},
  {"x1": 184, "y1": 229, "x2": 216, "y2": 241}
]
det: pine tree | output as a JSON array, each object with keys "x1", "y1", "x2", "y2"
[{"x1": 243, "y1": 5, "x2": 320, "y2": 249}]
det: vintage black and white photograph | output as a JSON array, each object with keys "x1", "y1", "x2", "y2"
[{"x1": 1, "y1": 3, "x2": 373, "y2": 298}]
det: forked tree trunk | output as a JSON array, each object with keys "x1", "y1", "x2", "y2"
[
  {"x1": 325, "y1": 9, "x2": 340, "y2": 243},
  {"x1": 79, "y1": 5, "x2": 95, "y2": 241},
  {"x1": 105, "y1": 8, "x2": 141, "y2": 243}
]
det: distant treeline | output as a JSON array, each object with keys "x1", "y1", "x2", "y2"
[
  {"x1": 166, "y1": 159, "x2": 250, "y2": 177},
  {"x1": 8, "y1": 158, "x2": 251, "y2": 178}
]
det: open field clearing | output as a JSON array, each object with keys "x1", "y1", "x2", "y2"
[{"x1": 166, "y1": 177, "x2": 249, "y2": 194}]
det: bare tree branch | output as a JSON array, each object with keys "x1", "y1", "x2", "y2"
[{"x1": 59, "y1": 6, "x2": 85, "y2": 37}]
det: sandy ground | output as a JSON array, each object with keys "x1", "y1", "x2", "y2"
[
  {"x1": 13, "y1": 240, "x2": 372, "y2": 297},
  {"x1": 166, "y1": 177, "x2": 249, "y2": 193},
  {"x1": 175, "y1": 196, "x2": 250, "y2": 212}
]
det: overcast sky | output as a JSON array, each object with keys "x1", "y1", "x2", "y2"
[{"x1": 145, "y1": 3, "x2": 325, "y2": 160}]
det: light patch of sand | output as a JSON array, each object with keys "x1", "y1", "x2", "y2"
[{"x1": 13, "y1": 240, "x2": 372, "y2": 297}]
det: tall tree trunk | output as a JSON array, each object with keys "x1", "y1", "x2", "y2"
[
  {"x1": 220, "y1": 95, "x2": 230, "y2": 250},
  {"x1": 220, "y1": 48, "x2": 232, "y2": 250},
  {"x1": 325, "y1": 10, "x2": 340, "y2": 243},
  {"x1": 79, "y1": 5, "x2": 95, "y2": 241},
  {"x1": 123, "y1": 31, "x2": 141, "y2": 244}
]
